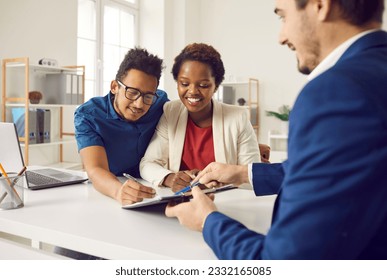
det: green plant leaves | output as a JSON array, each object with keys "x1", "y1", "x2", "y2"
[{"x1": 266, "y1": 105, "x2": 291, "y2": 121}]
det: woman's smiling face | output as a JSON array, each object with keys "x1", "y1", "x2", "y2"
[{"x1": 177, "y1": 60, "x2": 216, "y2": 114}]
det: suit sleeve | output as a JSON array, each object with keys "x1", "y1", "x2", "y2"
[
  {"x1": 203, "y1": 71, "x2": 387, "y2": 259},
  {"x1": 251, "y1": 162, "x2": 285, "y2": 196}
]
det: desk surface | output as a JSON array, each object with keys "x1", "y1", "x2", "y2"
[
  {"x1": 0, "y1": 237, "x2": 69, "y2": 260},
  {"x1": 0, "y1": 181, "x2": 276, "y2": 259}
]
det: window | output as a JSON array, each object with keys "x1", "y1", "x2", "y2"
[{"x1": 77, "y1": 0, "x2": 138, "y2": 101}]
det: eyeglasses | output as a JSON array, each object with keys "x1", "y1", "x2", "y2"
[{"x1": 117, "y1": 80, "x2": 158, "y2": 105}]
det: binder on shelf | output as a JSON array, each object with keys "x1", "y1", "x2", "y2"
[
  {"x1": 12, "y1": 108, "x2": 38, "y2": 144},
  {"x1": 71, "y1": 75, "x2": 78, "y2": 105},
  {"x1": 45, "y1": 73, "x2": 83, "y2": 105},
  {"x1": 36, "y1": 109, "x2": 44, "y2": 143},
  {"x1": 77, "y1": 75, "x2": 84, "y2": 104},
  {"x1": 30, "y1": 110, "x2": 38, "y2": 144},
  {"x1": 36, "y1": 109, "x2": 51, "y2": 143},
  {"x1": 12, "y1": 108, "x2": 51, "y2": 144},
  {"x1": 222, "y1": 86, "x2": 235, "y2": 105},
  {"x1": 216, "y1": 85, "x2": 235, "y2": 105},
  {"x1": 43, "y1": 110, "x2": 51, "y2": 143}
]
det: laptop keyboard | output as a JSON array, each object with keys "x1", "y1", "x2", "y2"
[{"x1": 26, "y1": 171, "x2": 62, "y2": 185}]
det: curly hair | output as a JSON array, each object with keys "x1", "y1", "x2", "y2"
[
  {"x1": 171, "y1": 43, "x2": 225, "y2": 89},
  {"x1": 115, "y1": 47, "x2": 164, "y2": 84},
  {"x1": 295, "y1": 0, "x2": 384, "y2": 25}
]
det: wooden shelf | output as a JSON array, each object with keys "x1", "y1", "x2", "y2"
[
  {"x1": 222, "y1": 81, "x2": 250, "y2": 86},
  {"x1": 20, "y1": 138, "x2": 76, "y2": 147},
  {"x1": 1, "y1": 57, "x2": 84, "y2": 166},
  {"x1": 5, "y1": 103, "x2": 81, "y2": 108},
  {"x1": 5, "y1": 62, "x2": 84, "y2": 74}
]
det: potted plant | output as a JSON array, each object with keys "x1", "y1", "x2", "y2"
[
  {"x1": 266, "y1": 105, "x2": 291, "y2": 134},
  {"x1": 266, "y1": 105, "x2": 291, "y2": 121}
]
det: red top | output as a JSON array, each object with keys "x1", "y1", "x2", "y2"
[{"x1": 180, "y1": 117, "x2": 215, "y2": 171}]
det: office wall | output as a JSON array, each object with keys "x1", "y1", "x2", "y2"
[
  {"x1": 0, "y1": 0, "x2": 77, "y2": 111},
  {"x1": 199, "y1": 0, "x2": 305, "y2": 143},
  {"x1": 0, "y1": 0, "x2": 77, "y2": 66},
  {"x1": 1, "y1": 0, "x2": 387, "y2": 144},
  {"x1": 0, "y1": 0, "x2": 78, "y2": 165},
  {"x1": 155, "y1": 0, "x2": 387, "y2": 142},
  {"x1": 151, "y1": 0, "x2": 307, "y2": 142}
]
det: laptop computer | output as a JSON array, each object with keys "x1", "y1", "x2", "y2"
[{"x1": 0, "y1": 122, "x2": 88, "y2": 190}]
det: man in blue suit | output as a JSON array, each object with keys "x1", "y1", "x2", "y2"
[{"x1": 166, "y1": 0, "x2": 387, "y2": 259}]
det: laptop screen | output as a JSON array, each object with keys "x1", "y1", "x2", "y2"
[{"x1": 0, "y1": 122, "x2": 88, "y2": 190}]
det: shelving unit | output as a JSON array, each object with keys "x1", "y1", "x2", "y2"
[
  {"x1": 216, "y1": 78, "x2": 260, "y2": 137},
  {"x1": 1, "y1": 57, "x2": 85, "y2": 166}
]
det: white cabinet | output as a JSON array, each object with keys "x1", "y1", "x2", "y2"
[{"x1": 1, "y1": 57, "x2": 85, "y2": 168}]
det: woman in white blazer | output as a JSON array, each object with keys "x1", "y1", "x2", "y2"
[{"x1": 140, "y1": 43, "x2": 260, "y2": 191}]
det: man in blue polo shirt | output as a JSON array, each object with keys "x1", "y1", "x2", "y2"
[{"x1": 74, "y1": 47, "x2": 168, "y2": 206}]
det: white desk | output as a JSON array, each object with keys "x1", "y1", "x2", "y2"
[
  {"x1": 0, "y1": 237, "x2": 69, "y2": 260},
  {"x1": 0, "y1": 182, "x2": 276, "y2": 259}
]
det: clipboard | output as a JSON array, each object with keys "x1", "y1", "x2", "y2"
[{"x1": 122, "y1": 184, "x2": 237, "y2": 209}]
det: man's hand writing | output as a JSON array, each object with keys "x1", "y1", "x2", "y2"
[{"x1": 117, "y1": 179, "x2": 156, "y2": 206}]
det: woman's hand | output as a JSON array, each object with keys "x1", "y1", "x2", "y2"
[{"x1": 163, "y1": 169, "x2": 200, "y2": 192}]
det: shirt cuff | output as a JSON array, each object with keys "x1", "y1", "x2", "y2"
[{"x1": 248, "y1": 163, "x2": 253, "y2": 185}]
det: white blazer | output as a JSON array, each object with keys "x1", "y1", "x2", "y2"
[{"x1": 140, "y1": 99, "x2": 260, "y2": 186}]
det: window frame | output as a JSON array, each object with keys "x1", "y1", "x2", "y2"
[{"x1": 77, "y1": 0, "x2": 139, "y2": 100}]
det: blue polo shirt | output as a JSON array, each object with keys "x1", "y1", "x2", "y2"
[{"x1": 74, "y1": 90, "x2": 168, "y2": 177}]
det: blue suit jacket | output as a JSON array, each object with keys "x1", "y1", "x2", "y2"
[{"x1": 203, "y1": 30, "x2": 387, "y2": 259}]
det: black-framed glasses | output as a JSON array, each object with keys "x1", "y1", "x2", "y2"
[{"x1": 117, "y1": 80, "x2": 158, "y2": 105}]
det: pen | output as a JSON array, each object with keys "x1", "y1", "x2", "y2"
[
  {"x1": 11, "y1": 166, "x2": 27, "y2": 187},
  {"x1": 0, "y1": 163, "x2": 10, "y2": 204},
  {"x1": 0, "y1": 163, "x2": 23, "y2": 206},
  {"x1": 123, "y1": 173, "x2": 139, "y2": 183},
  {"x1": 0, "y1": 166, "x2": 27, "y2": 203},
  {"x1": 174, "y1": 181, "x2": 200, "y2": 195},
  {"x1": 16, "y1": 166, "x2": 27, "y2": 176},
  {"x1": 0, "y1": 163, "x2": 12, "y2": 186},
  {"x1": 0, "y1": 192, "x2": 6, "y2": 204}
]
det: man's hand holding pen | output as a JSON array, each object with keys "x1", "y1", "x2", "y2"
[
  {"x1": 118, "y1": 173, "x2": 155, "y2": 206},
  {"x1": 193, "y1": 162, "x2": 249, "y2": 188}
]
